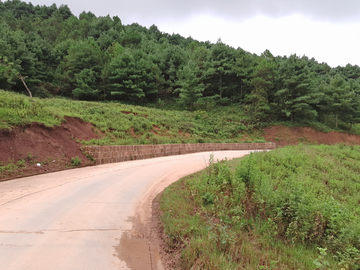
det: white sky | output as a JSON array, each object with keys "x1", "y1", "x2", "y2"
[
  {"x1": 160, "y1": 14, "x2": 360, "y2": 68},
  {"x1": 24, "y1": 0, "x2": 360, "y2": 67}
]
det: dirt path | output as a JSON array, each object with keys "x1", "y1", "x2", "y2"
[{"x1": 0, "y1": 151, "x2": 251, "y2": 270}]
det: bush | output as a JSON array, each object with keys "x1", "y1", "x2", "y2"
[
  {"x1": 71, "y1": 156, "x2": 82, "y2": 166},
  {"x1": 33, "y1": 85, "x2": 53, "y2": 98}
]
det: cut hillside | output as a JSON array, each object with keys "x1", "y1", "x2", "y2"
[
  {"x1": 2, "y1": 119, "x2": 360, "y2": 181},
  {"x1": 3, "y1": 91, "x2": 360, "y2": 180},
  {"x1": 265, "y1": 125, "x2": 360, "y2": 146},
  {"x1": 0, "y1": 117, "x2": 101, "y2": 180}
]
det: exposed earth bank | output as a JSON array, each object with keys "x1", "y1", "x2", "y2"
[
  {"x1": 2, "y1": 118, "x2": 360, "y2": 181},
  {"x1": 0, "y1": 117, "x2": 100, "y2": 180},
  {"x1": 264, "y1": 125, "x2": 360, "y2": 147}
]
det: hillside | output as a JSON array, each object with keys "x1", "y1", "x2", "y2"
[
  {"x1": 0, "y1": 90, "x2": 259, "y2": 180},
  {"x1": 2, "y1": 0, "x2": 360, "y2": 130},
  {"x1": 2, "y1": 91, "x2": 360, "y2": 180},
  {"x1": 264, "y1": 125, "x2": 360, "y2": 146},
  {"x1": 2, "y1": 1, "x2": 360, "y2": 268}
]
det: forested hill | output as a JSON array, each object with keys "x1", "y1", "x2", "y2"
[{"x1": 2, "y1": 0, "x2": 360, "y2": 128}]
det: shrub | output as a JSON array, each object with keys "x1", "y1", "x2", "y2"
[{"x1": 71, "y1": 156, "x2": 82, "y2": 166}]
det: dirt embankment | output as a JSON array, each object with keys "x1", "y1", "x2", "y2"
[
  {"x1": 264, "y1": 125, "x2": 360, "y2": 147},
  {"x1": 0, "y1": 117, "x2": 101, "y2": 180},
  {"x1": 2, "y1": 120, "x2": 360, "y2": 181}
]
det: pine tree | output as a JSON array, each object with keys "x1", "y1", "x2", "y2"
[
  {"x1": 318, "y1": 74, "x2": 360, "y2": 128},
  {"x1": 177, "y1": 60, "x2": 205, "y2": 108},
  {"x1": 274, "y1": 54, "x2": 320, "y2": 121},
  {"x1": 205, "y1": 39, "x2": 236, "y2": 99},
  {"x1": 231, "y1": 48, "x2": 256, "y2": 101},
  {"x1": 108, "y1": 51, "x2": 160, "y2": 102},
  {"x1": 247, "y1": 50, "x2": 276, "y2": 121}
]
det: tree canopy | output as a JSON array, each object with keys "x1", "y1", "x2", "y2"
[{"x1": 1, "y1": 0, "x2": 360, "y2": 129}]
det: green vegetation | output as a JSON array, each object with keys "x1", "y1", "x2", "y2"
[
  {"x1": 0, "y1": 90, "x2": 265, "y2": 144},
  {"x1": 70, "y1": 156, "x2": 81, "y2": 166},
  {"x1": 0, "y1": 160, "x2": 25, "y2": 174},
  {"x1": 0, "y1": 152, "x2": 36, "y2": 178},
  {"x1": 160, "y1": 145, "x2": 360, "y2": 269},
  {"x1": 2, "y1": 2, "x2": 360, "y2": 265},
  {"x1": 1, "y1": 1, "x2": 360, "y2": 130}
]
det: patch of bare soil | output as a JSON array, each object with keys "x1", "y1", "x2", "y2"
[
  {"x1": 178, "y1": 130, "x2": 191, "y2": 137},
  {"x1": 129, "y1": 127, "x2": 137, "y2": 138},
  {"x1": 149, "y1": 125, "x2": 161, "y2": 136},
  {"x1": 122, "y1": 111, "x2": 137, "y2": 115},
  {"x1": 122, "y1": 111, "x2": 148, "y2": 118},
  {"x1": 264, "y1": 125, "x2": 360, "y2": 147},
  {"x1": 0, "y1": 117, "x2": 101, "y2": 181}
]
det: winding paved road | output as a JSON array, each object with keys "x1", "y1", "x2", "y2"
[{"x1": 0, "y1": 150, "x2": 254, "y2": 270}]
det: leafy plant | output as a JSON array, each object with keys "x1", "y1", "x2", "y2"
[
  {"x1": 313, "y1": 247, "x2": 330, "y2": 270},
  {"x1": 202, "y1": 192, "x2": 215, "y2": 205},
  {"x1": 71, "y1": 156, "x2": 82, "y2": 166}
]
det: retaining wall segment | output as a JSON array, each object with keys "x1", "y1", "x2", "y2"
[{"x1": 82, "y1": 143, "x2": 276, "y2": 165}]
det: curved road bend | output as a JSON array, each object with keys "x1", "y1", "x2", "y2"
[{"x1": 0, "y1": 150, "x2": 256, "y2": 270}]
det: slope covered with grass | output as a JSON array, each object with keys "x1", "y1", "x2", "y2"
[
  {"x1": 0, "y1": 90, "x2": 266, "y2": 145},
  {"x1": 159, "y1": 144, "x2": 360, "y2": 269}
]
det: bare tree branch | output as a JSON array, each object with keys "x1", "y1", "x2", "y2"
[{"x1": 18, "y1": 74, "x2": 32, "y2": 98}]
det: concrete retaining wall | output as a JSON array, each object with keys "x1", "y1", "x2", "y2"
[{"x1": 82, "y1": 143, "x2": 276, "y2": 165}]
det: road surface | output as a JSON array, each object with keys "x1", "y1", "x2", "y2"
[{"x1": 0, "y1": 150, "x2": 254, "y2": 270}]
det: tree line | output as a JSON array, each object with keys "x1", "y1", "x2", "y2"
[{"x1": 1, "y1": 0, "x2": 360, "y2": 128}]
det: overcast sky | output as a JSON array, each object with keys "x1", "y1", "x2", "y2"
[{"x1": 25, "y1": 0, "x2": 360, "y2": 67}]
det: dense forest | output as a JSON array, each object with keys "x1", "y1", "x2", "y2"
[{"x1": 2, "y1": 0, "x2": 360, "y2": 128}]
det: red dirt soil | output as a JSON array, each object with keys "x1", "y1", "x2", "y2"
[
  {"x1": 2, "y1": 120, "x2": 360, "y2": 181},
  {"x1": 0, "y1": 117, "x2": 101, "y2": 181},
  {"x1": 264, "y1": 125, "x2": 360, "y2": 147}
]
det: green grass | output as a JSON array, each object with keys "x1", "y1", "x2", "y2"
[
  {"x1": 0, "y1": 161, "x2": 23, "y2": 174},
  {"x1": 160, "y1": 145, "x2": 360, "y2": 269},
  {"x1": 2, "y1": 90, "x2": 357, "y2": 145},
  {"x1": 0, "y1": 154, "x2": 34, "y2": 178},
  {"x1": 0, "y1": 90, "x2": 264, "y2": 145}
]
